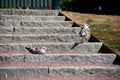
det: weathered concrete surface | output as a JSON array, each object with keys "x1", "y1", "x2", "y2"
[
  {"x1": 2, "y1": 15, "x2": 65, "y2": 21},
  {"x1": 0, "y1": 54, "x2": 24, "y2": 62},
  {"x1": 0, "y1": 21, "x2": 73, "y2": 27},
  {"x1": 0, "y1": 54, "x2": 116, "y2": 64},
  {"x1": 0, "y1": 66, "x2": 119, "y2": 77},
  {"x1": 1, "y1": 75, "x2": 120, "y2": 80},
  {"x1": 49, "y1": 66, "x2": 120, "y2": 76},
  {"x1": 0, "y1": 42, "x2": 103, "y2": 52},
  {"x1": 0, "y1": 27, "x2": 80, "y2": 34},
  {"x1": 0, "y1": 9, "x2": 60, "y2": 16},
  {"x1": 23, "y1": 54, "x2": 117, "y2": 64},
  {"x1": 0, "y1": 20, "x2": 20, "y2": 27},
  {"x1": 0, "y1": 27, "x2": 13, "y2": 34},
  {"x1": 0, "y1": 34, "x2": 12, "y2": 42},
  {"x1": 6, "y1": 34, "x2": 83, "y2": 42},
  {"x1": 0, "y1": 15, "x2": 65, "y2": 21},
  {"x1": 0, "y1": 67, "x2": 48, "y2": 77},
  {"x1": 15, "y1": 27, "x2": 80, "y2": 34},
  {"x1": 21, "y1": 21, "x2": 73, "y2": 27}
]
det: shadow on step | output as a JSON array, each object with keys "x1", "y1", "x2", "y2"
[{"x1": 88, "y1": 35, "x2": 100, "y2": 42}]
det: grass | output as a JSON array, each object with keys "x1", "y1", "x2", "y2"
[
  {"x1": 90, "y1": 24, "x2": 111, "y2": 34},
  {"x1": 61, "y1": 11, "x2": 120, "y2": 55},
  {"x1": 90, "y1": 24, "x2": 120, "y2": 52},
  {"x1": 87, "y1": 18, "x2": 94, "y2": 23}
]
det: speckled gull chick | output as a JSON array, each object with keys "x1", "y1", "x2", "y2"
[
  {"x1": 25, "y1": 47, "x2": 48, "y2": 54},
  {"x1": 79, "y1": 23, "x2": 91, "y2": 42}
]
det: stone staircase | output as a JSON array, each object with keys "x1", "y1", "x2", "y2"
[{"x1": 0, "y1": 9, "x2": 120, "y2": 80}]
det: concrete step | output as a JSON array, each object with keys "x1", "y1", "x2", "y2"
[
  {"x1": 0, "y1": 27, "x2": 80, "y2": 34},
  {"x1": 0, "y1": 20, "x2": 20, "y2": 27},
  {"x1": 0, "y1": 9, "x2": 119, "y2": 79},
  {"x1": 0, "y1": 50, "x2": 105, "y2": 54},
  {"x1": 0, "y1": 27, "x2": 13, "y2": 34},
  {"x1": 0, "y1": 42, "x2": 102, "y2": 52},
  {"x1": 21, "y1": 21, "x2": 73, "y2": 27},
  {"x1": 0, "y1": 20, "x2": 73, "y2": 27},
  {"x1": 0, "y1": 15, "x2": 65, "y2": 21},
  {"x1": 0, "y1": 65, "x2": 119, "y2": 77},
  {"x1": 0, "y1": 34, "x2": 12, "y2": 42},
  {"x1": 0, "y1": 75, "x2": 120, "y2": 80},
  {"x1": 0, "y1": 34, "x2": 83, "y2": 42},
  {"x1": 0, "y1": 54, "x2": 116, "y2": 64},
  {"x1": 0, "y1": 9, "x2": 60, "y2": 16},
  {"x1": 1, "y1": 62, "x2": 119, "y2": 67}
]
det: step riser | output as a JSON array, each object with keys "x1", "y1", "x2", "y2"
[
  {"x1": 21, "y1": 21, "x2": 73, "y2": 27},
  {"x1": 49, "y1": 67, "x2": 120, "y2": 76},
  {"x1": 0, "y1": 16, "x2": 65, "y2": 21},
  {"x1": 0, "y1": 36, "x2": 12, "y2": 42},
  {"x1": 0, "y1": 54, "x2": 116, "y2": 64},
  {"x1": 0, "y1": 67, "x2": 48, "y2": 77},
  {"x1": 0, "y1": 66, "x2": 119, "y2": 77},
  {"x1": 0, "y1": 35, "x2": 82, "y2": 42},
  {"x1": 0, "y1": 21, "x2": 73, "y2": 27},
  {"x1": 0, "y1": 43, "x2": 102, "y2": 52},
  {"x1": 0, "y1": 21, "x2": 20, "y2": 27},
  {"x1": 0, "y1": 27, "x2": 80, "y2": 34},
  {"x1": 15, "y1": 27, "x2": 80, "y2": 34},
  {"x1": 0, "y1": 9, "x2": 59, "y2": 16},
  {"x1": 0, "y1": 27, "x2": 13, "y2": 34}
]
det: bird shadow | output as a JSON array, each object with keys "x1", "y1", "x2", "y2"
[
  {"x1": 25, "y1": 47, "x2": 37, "y2": 54},
  {"x1": 71, "y1": 42, "x2": 83, "y2": 50}
]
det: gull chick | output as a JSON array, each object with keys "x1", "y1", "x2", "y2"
[
  {"x1": 40, "y1": 47, "x2": 48, "y2": 54},
  {"x1": 25, "y1": 47, "x2": 48, "y2": 54},
  {"x1": 79, "y1": 24, "x2": 91, "y2": 42}
]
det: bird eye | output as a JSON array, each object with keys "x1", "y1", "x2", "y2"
[{"x1": 42, "y1": 47, "x2": 46, "y2": 50}]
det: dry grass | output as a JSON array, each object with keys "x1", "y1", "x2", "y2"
[{"x1": 61, "y1": 11, "x2": 120, "y2": 55}]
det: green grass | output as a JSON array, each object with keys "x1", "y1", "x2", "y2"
[
  {"x1": 90, "y1": 24, "x2": 112, "y2": 36},
  {"x1": 87, "y1": 18, "x2": 94, "y2": 23},
  {"x1": 107, "y1": 39, "x2": 120, "y2": 50},
  {"x1": 90, "y1": 24, "x2": 111, "y2": 31},
  {"x1": 90, "y1": 24, "x2": 120, "y2": 52}
]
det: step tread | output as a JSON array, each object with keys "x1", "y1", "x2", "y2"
[
  {"x1": 18, "y1": 26, "x2": 80, "y2": 28},
  {"x1": 0, "y1": 15, "x2": 65, "y2": 17},
  {"x1": 0, "y1": 20, "x2": 73, "y2": 22},
  {"x1": 0, "y1": 9, "x2": 60, "y2": 16},
  {"x1": 0, "y1": 62, "x2": 119, "y2": 67},
  {"x1": 0, "y1": 21, "x2": 73, "y2": 27},
  {"x1": 0, "y1": 54, "x2": 116, "y2": 64},
  {"x1": 0, "y1": 42, "x2": 102, "y2": 45},
  {"x1": 0, "y1": 27, "x2": 80, "y2": 34},
  {"x1": 0, "y1": 16, "x2": 66, "y2": 21},
  {"x1": 0, "y1": 51, "x2": 103, "y2": 54},
  {"x1": 0, "y1": 64, "x2": 119, "y2": 77},
  {"x1": 0, "y1": 34, "x2": 83, "y2": 42},
  {"x1": 0, "y1": 42, "x2": 103, "y2": 52},
  {"x1": 0, "y1": 75, "x2": 120, "y2": 80},
  {"x1": 0, "y1": 33, "x2": 80, "y2": 37}
]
